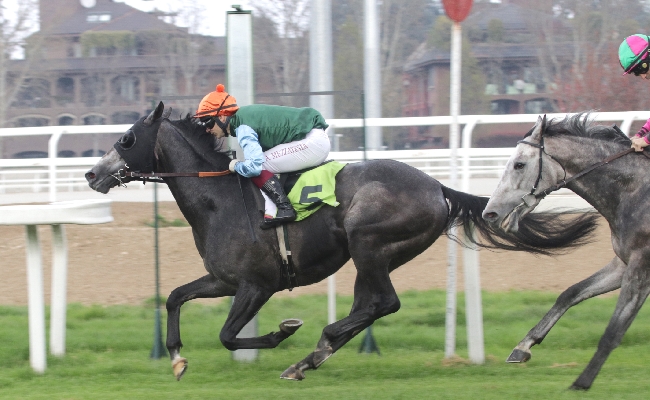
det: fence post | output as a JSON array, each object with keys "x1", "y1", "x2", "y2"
[{"x1": 48, "y1": 130, "x2": 63, "y2": 202}]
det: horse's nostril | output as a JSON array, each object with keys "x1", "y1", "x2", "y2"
[
  {"x1": 85, "y1": 171, "x2": 96, "y2": 181},
  {"x1": 484, "y1": 212, "x2": 498, "y2": 220}
]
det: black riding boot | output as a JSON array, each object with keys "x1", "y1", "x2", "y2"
[{"x1": 261, "y1": 176, "x2": 296, "y2": 229}]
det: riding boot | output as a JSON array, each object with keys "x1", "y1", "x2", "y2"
[{"x1": 260, "y1": 176, "x2": 296, "y2": 229}]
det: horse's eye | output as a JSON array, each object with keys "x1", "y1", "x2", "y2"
[
  {"x1": 118, "y1": 131, "x2": 136, "y2": 149},
  {"x1": 514, "y1": 162, "x2": 525, "y2": 170}
]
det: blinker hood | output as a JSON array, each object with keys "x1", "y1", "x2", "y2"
[{"x1": 113, "y1": 119, "x2": 162, "y2": 173}]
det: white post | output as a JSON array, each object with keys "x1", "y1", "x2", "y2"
[
  {"x1": 461, "y1": 118, "x2": 484, "y2": 363},
  {"x1": 310, "y1": 0, "x2": 337, "y2": 323},
  {"x1": 364, "y1": 0, "x2": 382, "y2": 151},
  {"x1": 445, "y1": 21, "x2": 462, "y2": 359},
  {"x1": 25, "y1": 225, "x2": 46, "y2": 373},
  {"x1": 227, "y1": 6, "x2": 257, "y2": 362},
  {"x1": 327, "y1": 275, "x2": 336, "y2": 324},
  {"x1": 48, "y1": 131, "x2": 62, "y2": 203},
  {"x1": 50, "y1": 224, "x2": 68, "y2": 356}
]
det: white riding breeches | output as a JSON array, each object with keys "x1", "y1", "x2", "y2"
[{"x1": 262, "y1": 128, "x2": 331, "y2": 174}]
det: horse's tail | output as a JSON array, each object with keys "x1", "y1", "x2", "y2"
[{"x1": 440, "y1": 185, "x2": 599, "y2": 256}]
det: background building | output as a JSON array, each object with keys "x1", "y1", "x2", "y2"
[{"x1": 3, "y1": 0, "x2": 225, "y2": 158}]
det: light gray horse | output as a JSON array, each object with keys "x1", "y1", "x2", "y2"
[{"x1": 482, "y1": 113, "x2": 648, "y2": 390}]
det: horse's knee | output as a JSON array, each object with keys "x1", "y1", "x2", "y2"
[
  {"x1": 219, "y1": 330, "x2": 237, "y2": 351},
  {"x1": 165, "y1": 291, "x2": 180, "y2": 312}
]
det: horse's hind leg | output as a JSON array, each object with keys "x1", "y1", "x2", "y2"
[
  {"x1": 281, "y1": 262, "x2": 400, "y2": 380},
  {"x1": 571, "y1": 259, "x2": 650, "y2": 390},
  {"x1": 508, "y1": 256, "x2": 625, "y2": 364},
  {"x1": 166, "y1": 274, "x2": 233, "y2": 380},
  {"x1": 218, "y1": 281, "x2": 303, "y2": 350}
]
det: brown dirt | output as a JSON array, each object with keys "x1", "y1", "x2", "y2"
[{"x1": 0, "y1": 202, "x2": 615, "y2": 306}]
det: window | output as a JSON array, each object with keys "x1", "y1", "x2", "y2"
[{"x1": 87, "y1": 13, "x2": 111, "y2": 23}]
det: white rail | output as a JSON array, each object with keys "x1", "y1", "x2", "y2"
[{"x1": 0, "y1": 111, "x2": 647, "y2": 202}]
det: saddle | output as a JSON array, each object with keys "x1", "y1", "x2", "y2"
[{"x1": 252, "y1": 160, "x2": 344, "y2": 220}]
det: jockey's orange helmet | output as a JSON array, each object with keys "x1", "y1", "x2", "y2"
[{"x1": 193, "y1": 84, "x2": 239, "y2": 119}]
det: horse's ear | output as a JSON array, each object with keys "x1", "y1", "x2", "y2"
[
  {"x1": 162, "y1": 106, "x2": 172, "y2": 119},
  {"x1": 530, "y1": 115, "x2": 545, "y2": 141},
  {"x1": 144, "y1": 101, "x2": 165, "y2": 126}
]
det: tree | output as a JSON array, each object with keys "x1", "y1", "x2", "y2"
[
  {"x1": 0, "y1": 0, "x2": 40, "y2": 128},
  {"x1": 251, "y1": 0, "x2": 311, "y2": 106}
]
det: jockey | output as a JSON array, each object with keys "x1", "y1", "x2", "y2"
[
  {"x1": 619, "y1": 34, "x2": 650, "y2": 152},
  {"x1": 193, "y1": 84, "x2": 331, "y2": 229}
]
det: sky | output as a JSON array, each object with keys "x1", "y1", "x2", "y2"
[{"x1": 116, "y1": 0, "x2": 252, "y2": 37}]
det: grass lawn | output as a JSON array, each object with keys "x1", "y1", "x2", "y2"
[{"x1": 0, "y1": 290, "x2": 649, "y2": 399}]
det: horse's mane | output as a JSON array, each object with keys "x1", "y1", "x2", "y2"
[
  {"x1": 524, "y1": 112, "x2": 632, "y2": 146},
  {"x1": 169, "y1": 113, "x2": 227, "y2": 153}
]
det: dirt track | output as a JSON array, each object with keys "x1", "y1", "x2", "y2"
[{"x1": 0, "y1": 202, "x2": 615, "y2": 306}]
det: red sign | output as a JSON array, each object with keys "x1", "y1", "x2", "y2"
[{"x1": 442, "y1": 0, "x2": 473, "y2": 23}]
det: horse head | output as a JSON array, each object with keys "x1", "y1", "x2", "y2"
[
  {"x1": 86, "y1": 101, "x2": 171, "y2": 193},
  {"x1": 483, "y1": 115, "x2": 566, "y2": 233}
]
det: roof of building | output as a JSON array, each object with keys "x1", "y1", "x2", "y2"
[
  {"x1": 464, "y1": 3, "x2": 531, "y2": 31},
  {"x1": 47, "y1": 0, "x2": 186, "y2": 35},
  {"x1": 403, "y1": 42, "x2": 574, "y2": 72}
]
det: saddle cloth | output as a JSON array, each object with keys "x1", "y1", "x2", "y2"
[{"x1": 284, "y1": 161, "x2": 345, "y2": 221}]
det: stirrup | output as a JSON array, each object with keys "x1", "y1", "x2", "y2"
[{"x1": 261, "y1": 209, "x2": 296, "y2": 230}]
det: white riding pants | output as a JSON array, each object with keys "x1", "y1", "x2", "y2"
[
  {"x1": 262, "y1": 128, "x2": 331, "y2": 173},
  {"x1": 259, "y1": 128, "x2": 331, "y2": 218}
]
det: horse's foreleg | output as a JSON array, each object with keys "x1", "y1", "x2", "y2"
[
  {"x1": 218, "y1": 282, "x2": 302, "y2": 350},
  {"x1": 509, "y1": 256, "x2": 625, "y2": 364},
  {"x1": 166, "y1": 274, "x2": 232, "y2": 380},
  {"x1": 281, "y1": 269, "x2": 400, "y2": 381},
  {"x1": 570, "y1": 259, "x2": 650, "y2": 390}
]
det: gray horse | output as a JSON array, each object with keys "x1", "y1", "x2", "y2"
[
  {"x1": 86, "y1": 102, "x2": 597, "y2": 381},
  {"x1": 483, "y1": 113, "x2": 647, "y2": 390}
]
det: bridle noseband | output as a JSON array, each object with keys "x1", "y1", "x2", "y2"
[{"x1": 517, "y1": 133, "x2": 567, "y2": 207}]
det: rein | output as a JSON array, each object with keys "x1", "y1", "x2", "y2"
[
  {"x1": 517, "y1": 129, "x2": 640, "y2": 206},
  {"x1": 112, "y1": 166, "x2": 231, "y2": 185}
]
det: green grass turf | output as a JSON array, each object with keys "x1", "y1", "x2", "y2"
[{"x1": 0, "y1": 290, "x2": 648, "y2": 399}]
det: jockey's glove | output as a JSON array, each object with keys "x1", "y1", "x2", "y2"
[{"x1": 229, "y1": 159, "x2": 241, "y2": 173}]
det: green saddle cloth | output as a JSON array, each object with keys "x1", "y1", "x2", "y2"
[{"x1": 286, "y1": 161, "x2": 345, "y2": 221}]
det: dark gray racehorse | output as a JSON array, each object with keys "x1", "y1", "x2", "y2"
[
  {"x1": 86, "y1": 102, "x2": 597, "y2": 381},
  {"x1": 483, "y1": 113, "x2": 647, "y2": 390}
]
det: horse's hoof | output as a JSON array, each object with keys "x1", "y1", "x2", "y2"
[
  {"x1": 313, "y1": 346, "x2": 333, "y2": 368},
  {"x1": 279, "y1": 319, "x2": 303, "y2": 335},
  {"x1": 280, "y1": 365, "x2": 305, "y2": 381},
  {"x1": 172, "y1": 357, "x2": 188, "y2": 381},
  {"x1": 506, "y1": 349, "x2": 531, "y2": 363}
]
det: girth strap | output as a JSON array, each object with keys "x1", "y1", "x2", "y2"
[{"x1": 275, "y1": 224, "x2": 297, "y2": 291}]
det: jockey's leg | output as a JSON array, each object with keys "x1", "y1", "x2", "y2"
[
  {"x1": 252, "y1": 128, "x2": 331, "y2": 229},
  {"x1": 251, "y1": 170, "x2": 295, "y2": 228}
]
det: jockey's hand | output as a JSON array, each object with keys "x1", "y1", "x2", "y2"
[{"x1": 631, "y1": 136, "x2": 649, "y2": 152}]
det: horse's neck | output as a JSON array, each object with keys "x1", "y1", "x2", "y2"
[
  {"x1": 156, "y1": 128, "x2": 242, "y2": 226},
  {"x1": 563, "y1": 141, "x2": 642, "y2": 220}
]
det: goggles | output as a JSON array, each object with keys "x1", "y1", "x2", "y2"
[
  {"x1": 632, "y1": 60, "x2": 650, "y2": 76},
  {"x1": 199, "y1": 116, "x2": 217, "y2": 130}
]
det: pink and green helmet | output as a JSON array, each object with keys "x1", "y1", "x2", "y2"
[{"x1": 619, "y1": 34, "x2": 650, "y2": 75}]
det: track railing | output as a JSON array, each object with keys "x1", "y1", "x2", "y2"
[{"x1": 0, "y1": 111, "x2": 648, "y2": 202}]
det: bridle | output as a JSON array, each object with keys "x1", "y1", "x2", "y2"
[
  {"x1": 111, "y1": 165, "x2": 231, "y2": 187},
  {"x1": 516, "y1": 125, "x2": 637, "y2": 208}
]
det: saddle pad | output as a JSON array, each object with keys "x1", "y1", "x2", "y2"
[{"x1": 286, "y1": 161, "x2": 345, "y2": 221}]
